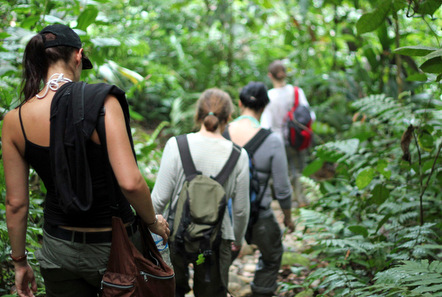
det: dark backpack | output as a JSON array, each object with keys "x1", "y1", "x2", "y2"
[
  {"x1": 223, "y1": 128, "x2": 272, "y2": 244},
  {"x1": 286, "y1": 86, "x2": 313, "y2": 150},
  {"x1": 170, "y1": 134, "x2": 240, "y2": 281}
]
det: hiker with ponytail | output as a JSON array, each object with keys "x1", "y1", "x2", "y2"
[
  {"x1": 3, "y1": 24, "x2": 168, "y2": 297},
  {"x1": 224, "y1": 82, "x2": 293, "y2": 297},
  {"x1": 261, "y1": 60, "x2": 316, "y2": 208},
  {"x1": 152, "y1": 88, "x2": 250, "y2": 297}
]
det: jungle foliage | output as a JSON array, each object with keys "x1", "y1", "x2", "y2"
[{"x1": 0, "y1": 0, "x2": 441, "y2": 296}]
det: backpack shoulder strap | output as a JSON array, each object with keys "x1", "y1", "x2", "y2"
[
  {"x1": 96, "y1": 107, "x2": 120, "y2": 216},
  {"x1": 294, "y1": 86, "x2": 299, "y2": 109},
  {"x1": 176, "y1": 134, "x2": 199, "y2": 179},
  {"x1": 243, "y1": 128, "x2": 272, "y2": 157},
  {"x1": 214, "y1": 143, "x2": 241, "y2": 185},
  {"x1": 222, "y1": 125, "x2": 231, "y2": 140}
]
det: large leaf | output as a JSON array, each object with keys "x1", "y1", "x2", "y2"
[
  {"x1": 371, "y1": 184, "x2": 390, "y2": 205},
  {"x1": 416, "y1": 0, "x2": 442, "y2": 15},
  {"x1": 356, "y1": 167, "x2": 375, "y2": 189},
  {"x1": 418, "y1": 130, "x2": 435, "y2": 151},
  {"x1": 356, "y1": 0, "x2": 392, "y2": 35},
  {"x1": 424, "y1": 49, "x2": 442, "y2": 60},
  {"x1": 303, "y1": 159, "x2": 324, "y2": 176},
  {"x1": 395, "y1": 46, "x2": 438, "y2": 57},
  {"x1": 377, "y1": 159, "x2": 391, "y2": 179},
  {"x1": 348, "y1": 225, "x2": 369, "y2": 237},
  {"x1": 420, "y1": 57, "x2": 442, "y2": 74},
  {"x1": 76, "y1": 6, "x2": 99, "y2": 31},
  {"x1": 406, "y1": 73, "x2": 428, "y2": 82}
]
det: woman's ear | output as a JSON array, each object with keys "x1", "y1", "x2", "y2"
[{"x1": 75, "y1": 49, "x2": 83, "y2": 68}]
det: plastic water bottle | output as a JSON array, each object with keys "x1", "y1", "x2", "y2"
[{"x1": 151, "y1": 232, "x2": 173, "y2": 268}]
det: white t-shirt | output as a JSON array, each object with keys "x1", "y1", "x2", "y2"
[{"x1": 261, "y1": 84, "x2": 315, "y2": 143}]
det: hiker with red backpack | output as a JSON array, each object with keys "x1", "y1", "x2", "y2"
[
  {"x1": 261, "y1": 60, "x2": 316, "y2": 207},
  {"x1": 223, "y1": 82, "x2": 294, "y2": 297}
]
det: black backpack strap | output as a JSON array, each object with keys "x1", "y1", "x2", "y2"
[
  {"x1": 244, "y1": 128, "x2": 272, "y2": 157},
  {"x1": 72, "y1": 82, "x2": 86, "y2": 123},
  {"x1": 221, "y1": 125, "x2": 231, "y2": 140},
  {"x1": 176, "y1": 134, "x2": 200, "y2": 180},
  {"x1": 96, "y1": 107, "x2": 120, "y2": 217},
  {"x1": 215, "y1": 143, "x2": 241, "y2": 185}
]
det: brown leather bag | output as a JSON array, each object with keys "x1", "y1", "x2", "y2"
[{"x1": 101, "y1": 217, "x2": 175, "y2": 297}]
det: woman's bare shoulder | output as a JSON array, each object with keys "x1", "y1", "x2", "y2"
[{"x1": 2, "y1": 108, "x2": 19, "y2": 129}]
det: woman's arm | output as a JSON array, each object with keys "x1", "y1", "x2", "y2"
[
  {"x1": 102, "y1": 95, "x2": 169, "y2": 240},
  {"x1": 270, "y1": 136, "x2": 295, "y2": 233},
  {"x1": 3, "y1": 111, "x2": 37, "y2": 297},
  {"x1": 231, "y1": 149, "x2": 250, "y2": 246},
  {"x1": 151, "y1": 138, "x2": 180, "y2": 215}
]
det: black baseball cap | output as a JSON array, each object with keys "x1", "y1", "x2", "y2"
[{"x1": 39, "y1": 24, "x2": 93, "y2": 70}]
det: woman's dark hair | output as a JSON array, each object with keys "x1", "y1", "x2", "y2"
[
  {"x1": 195, "y1": 88, "x2": 234, "y2": 132},
  {"x1": 239, "y1": 81, "x2": 269, "y2": 111},
  {"x1": 268, "y1": 60, "x2": 286, "y2": 81},
  {"x1": 21, "y1": 33, "x2": 76, "y2": 101}
]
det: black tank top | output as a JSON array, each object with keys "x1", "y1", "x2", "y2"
[{"x1": 19, "y1": 107, "x2": 135, "y2": 227}]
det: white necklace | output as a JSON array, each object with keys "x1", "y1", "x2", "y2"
[{"x1": 36, "y1": 73, "x2": 72, "y2": 99}]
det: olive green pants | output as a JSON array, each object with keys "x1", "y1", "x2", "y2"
[
  {"x1": 35, "y1": 230, "x2": 141, "y2": 297},
  {"x1": 286, "y1": 146, "x2": 308, "y2": 206},
  {"x1": 249, "y1": 214, "x2": 283, "y2": 296}
]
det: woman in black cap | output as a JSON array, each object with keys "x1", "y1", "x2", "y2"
[
  {"x1": 223, "y1": 82, "x2": 294, "y2": 297},
  {"x1": 3, "y1": 24, "x2": 169, "y2": 296}
]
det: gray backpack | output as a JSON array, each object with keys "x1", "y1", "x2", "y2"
[{"x1": 170, "y1": 134, "x2": 240, "y2": 280}]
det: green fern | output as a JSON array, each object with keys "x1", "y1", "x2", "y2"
[
  {"x1": 351, "y1": 94, "x2": 414, "y2": 128},
  {"x1": 356, "y1": 260, "x2": 442, "y2": 296},
  {"x1": 307, "y1": 267, "x2": 367, "y2": 296}
]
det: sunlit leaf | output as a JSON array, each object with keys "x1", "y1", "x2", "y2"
[
  {"x1": 20, "y1": 16, "x2": 40, "y2": 29},
  {"x1": 43, "y1": 15, "x2": 65, "y2": 24},
  {"x1": 424, "y1": 49, "x2": 442, "y2": 60},
  {"x1": 356, "y1": 0, "x2": 392, "y2": 34},
  {"x1": 76, "y1": 6, "x2": 99, "y2": 31},
  {"x1": 0, "y1": 32, "x2": 11, "y2": 39},
  {"x1": 91, "y1": 37, "x2": 121, "y2": 47},
  {"x1": 377, "y1": 159, "x2": 391, "y2": 179},
  {"x1": 303, "y1": 159, "x2": 324, "y2": 176},
  {"x1": 406, "y1": 73, "x2": 428, "y2": 82},
  {"x1": 395, "y1": 46, "x2": 438, "y2": 56},
  {"x1": 356, "y1": 167, "x2": 375, "y2": 189}
]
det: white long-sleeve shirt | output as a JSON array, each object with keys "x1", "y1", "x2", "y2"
[
  {"x1": 151, "y1": 133, "x2": 250, "y2": 246},
  {"x1": 261, "y1": 84, "x2": 316, "y2": 144}
]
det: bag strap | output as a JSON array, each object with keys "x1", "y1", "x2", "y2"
[
  {"x1": 244, "y1": 128, "x2": 272, "y2": 203},
  {"x1": 176, "y1": 134, "x2": 200, "y2": 180},
  {"x1": 243, "y1": 128, "x2": 272, "y2": 157},
  {"x1": 97, "y1": 107, "x2": 120, "y2": 217},
  {"x1": 214, "y1": 143, "x2": 241, "y2": 185},
  {"x1": 294, "y1": 86, "x2": 299, "y2": 109},
  {"x1": 72, "y1": 82, "x2": 86, "y2": 123},
  {"x1": 222, "y1": 126, "x2": 230, "y2": 140},
  {"x1": 176, "y1": 134, "x2": 241, "y2": 185}
]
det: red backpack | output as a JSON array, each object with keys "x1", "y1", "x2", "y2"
[{"x1": 286, "y1": 86, "x2": 313, "y2": 150}]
